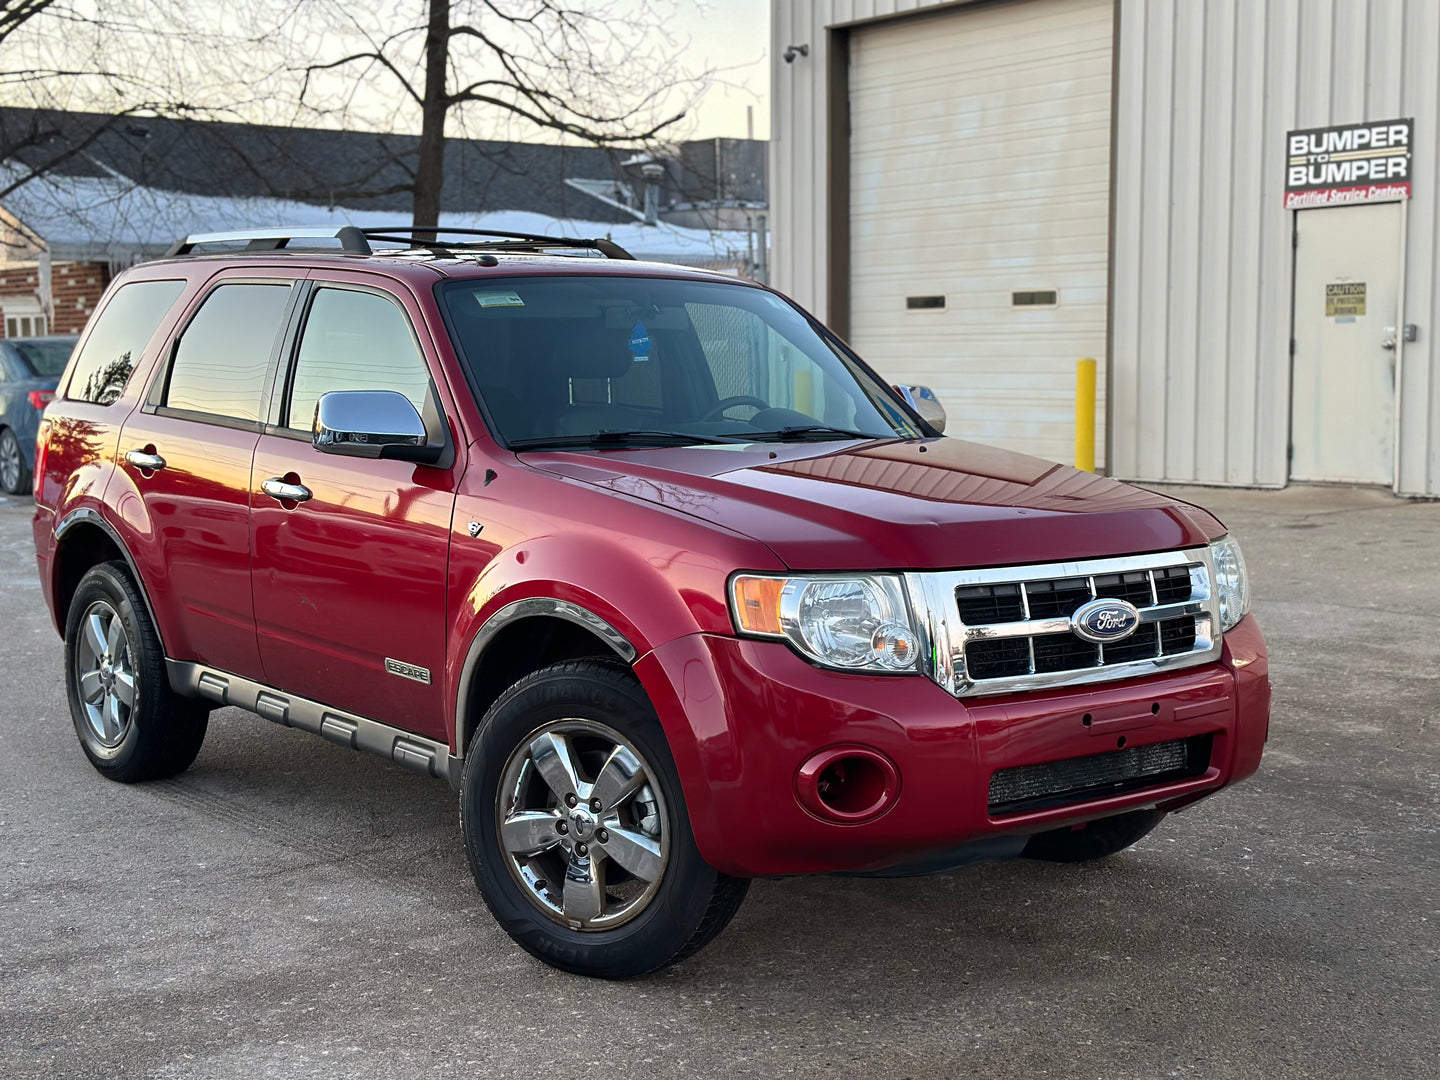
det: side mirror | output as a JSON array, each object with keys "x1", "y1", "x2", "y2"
[
  {"x1": 313, "y1": 390, "x2": 442, "y2": 464},
  {"x1": 896, "y1": 384, "x2": 947, "y2": 434}
]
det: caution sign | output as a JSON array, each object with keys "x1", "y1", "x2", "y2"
[{"x1": 1325, "y1": 283, "x2": 1366, "y2": 317}]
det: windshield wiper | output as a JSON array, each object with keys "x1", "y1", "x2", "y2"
[
  {"x1": 747, "y1": 424, "x2": 889, "y2": 442},
  {"x1": 510, "y1": 429, "x2": 749, "y2": 451}
]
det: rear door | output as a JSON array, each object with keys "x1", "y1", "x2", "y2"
[
  {"x1": 119, "y1": 274, "x2": 301, "y2": 679},
  {"x1": 250, "y1": 275, "x2": 460, "y2": 741}
]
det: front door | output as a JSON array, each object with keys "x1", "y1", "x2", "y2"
[
  {"x1": 250, "y1": 278, "x2": 459, "y2": 741},
  {"x1": 1290, "y1": 203, "x2": 1404, "y2": 485}
]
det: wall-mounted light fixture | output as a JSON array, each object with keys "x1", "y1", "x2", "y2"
[{"x1": 783, "y1": 43, "x2": 810, "y2": 63}]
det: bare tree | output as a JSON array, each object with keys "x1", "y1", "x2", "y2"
[
  {"x1": 0, "y1": 0, "x2": 52, "y2": 45},
  {"x1": 0, "y1": 0, "x2": 263, "y2": 202},
  {"x1": 267, "y1": 0, "x2": 707, "y2": 227}
]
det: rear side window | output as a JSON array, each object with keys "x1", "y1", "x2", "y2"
[
  {"x1": 14, "y1": 339, "x2": 75, "y2": 377},
  {"x1": 285, "y1": 287, "x2": 431, "y2": 431},
  {"x1": 66, "y1": 280, "x2": 185, "y2": 405},
  {"x1": 164, "y1": 283, "x2": 293, "y2": 423}
]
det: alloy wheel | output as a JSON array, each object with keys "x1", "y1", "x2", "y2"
[
  {"x1": 74, "y1": 600, "x2": 136, "y2": 748},
  {"x1": 0, "y1": 430, "x2": 21, "y2": 491},
  {"x1": 496, "y1": 718, "x2": 670, "y2": 931}
]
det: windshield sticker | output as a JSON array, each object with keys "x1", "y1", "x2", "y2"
[
  {"x1": 474, "y1": 290, "x2": 525, "y2": 309},
  {"x1": 628, "y1": 321, "x2": 652, "y2": 362}
]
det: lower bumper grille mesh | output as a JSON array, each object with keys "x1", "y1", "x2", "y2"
[{"x1": 988, "y1": 736, "x2": 1212, "y2": 816}]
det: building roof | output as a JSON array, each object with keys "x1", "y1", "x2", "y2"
[
  {"x1": 0, "y1": 109, "x2": 760, "y2": 267},
  {"x1": 0, "y1": 108, "x2": 642, "y2": 222},
  {"x1": 0, "y1": 165, "x2": 750, "y2": 266}
]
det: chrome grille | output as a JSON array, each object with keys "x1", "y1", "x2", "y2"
[{"x1": 906, "y1": 548, "x2": 1222, "y2": 697}]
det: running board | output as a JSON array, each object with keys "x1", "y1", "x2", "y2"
[{"x1": 167, "y1": 661, "x2": 462, "y2": 788}]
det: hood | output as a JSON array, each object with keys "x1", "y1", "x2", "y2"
[{"x1": 524, "y1": 437, "x2": 1226, "y2": 571}]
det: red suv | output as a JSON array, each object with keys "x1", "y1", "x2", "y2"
[{"x1": 32, "y1": 226, "x2": 1270, "y2": 978}]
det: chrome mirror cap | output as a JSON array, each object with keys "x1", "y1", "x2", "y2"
[
  {"x1": 313, "y1": 390, "x2": 429, "y2": 459},
  {"x1": 897, "y1": 384, "x2": 947, "y2": 434}
]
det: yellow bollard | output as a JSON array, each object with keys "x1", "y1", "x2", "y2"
[
  {"x1": 1075, "y1": 358, "x2": 1097, "y2": 472},
  {"x1": 794, "y1": 366, "x2": 815, "y2": 416}
]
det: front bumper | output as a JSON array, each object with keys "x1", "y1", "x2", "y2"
[{"x1": 635, "y1": 614, "x2": 1269, "y2": 877}]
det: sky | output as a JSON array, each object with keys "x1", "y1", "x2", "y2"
[
  {"x1": 663, "y1": 0, "x2": 770, "y2": 140},
  {"x1": 4, "y1": 0, "x2": 772, "y2": 145}
]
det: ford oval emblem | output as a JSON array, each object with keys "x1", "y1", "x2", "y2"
[{"x1": 1071, "y1": 598, "x2": 1142, "y2": 644}]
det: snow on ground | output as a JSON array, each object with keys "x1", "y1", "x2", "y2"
[{"x1": 0, "y1": 166, "x2": 750, "y2": 265}]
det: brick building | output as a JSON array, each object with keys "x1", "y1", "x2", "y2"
[{"x1": 0, "y1": 259, "x2": 109, "y2": 338}]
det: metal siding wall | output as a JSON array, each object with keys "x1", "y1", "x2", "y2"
[
  {"x1": 1400, "y1": 0, "x2": 1440, "y2": 495},
  {"x1": 775, "y1": 0, "x2": 1440, "y2": 493},
  {"x1": 770, "y1": 0, "x2": 964, "y2": 324},
  {"x1": 1111, "y1": 0, "x2": 1438, "y2": 494}
]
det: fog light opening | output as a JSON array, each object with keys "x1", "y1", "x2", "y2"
[
  {"x1": 795, "y1": 746, "x2": 900, "y2": 824},
  {"x1": 818, "y1": 758, "x2": 886, "y2": 815}
]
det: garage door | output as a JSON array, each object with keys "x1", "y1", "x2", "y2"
[{"x1": 848, "y1": 0, "x2": 1113, "y2": 466}]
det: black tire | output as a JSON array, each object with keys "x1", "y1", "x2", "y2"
[
  {"x1": 0, "y1": 426, "x2": 31, "y2": 495},
  {"x1": 1021, "y1": 808, "x2": 1164, "y2": 863},
  {"x1": 462, "y1": 658, "x2": 748, "y2": 978},
  {"x1": 64, "y1": 561, "x2": 209, "y2": 783}
]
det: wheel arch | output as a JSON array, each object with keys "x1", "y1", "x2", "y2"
[
  {"x1": 52, "y1": 508, "x2": 167, "y2": 654},
  {"x1": 453, "y1": 598, "x2": 638, "y2": 759}
]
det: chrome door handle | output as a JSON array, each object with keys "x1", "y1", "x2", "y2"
[
  {"x1": 261, "y1": 477, "x2": 313, "y2": 503},
  {"x1": 125, "y1": 449, "x2": 166, "y2": 471}
]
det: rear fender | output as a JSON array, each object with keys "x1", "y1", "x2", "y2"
[{"x1": 49, "y1": 505, "x2": 168, "y2": 654}]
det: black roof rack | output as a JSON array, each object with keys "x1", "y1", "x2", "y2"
[
  {"x1": 359, "y1": 226, "x2": 635, "y2": 260},
  {"x1": 163, "y1": 225, "x2": 635, "y2": 260}
]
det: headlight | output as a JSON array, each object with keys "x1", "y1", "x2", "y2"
[
  {"x1": 1209, "y1": 535, "x2": 1250, "y2": 632},
  {"x1": 729, "y1": 573, "x2": 921, "y2": 673}
]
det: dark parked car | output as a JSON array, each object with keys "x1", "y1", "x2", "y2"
[
  {"x1": 0, "y1": 334, "x2": 76, "y2": 494},
  {"x1": 32, "y1": 227, "x2": 1269, "y2": 978}
]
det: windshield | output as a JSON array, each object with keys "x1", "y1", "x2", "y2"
[
  {"x1": 439, "y1": 275, "x2": 922, "y2": 448},
  {"x1": 12, "y1": 338, "x2": 75, "y2": 377}
]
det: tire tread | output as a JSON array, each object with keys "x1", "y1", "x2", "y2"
[
  {"x1": 1021, "y1": 808, "x2": 1163, "y2": 863},
  {"x1": 463, "y1": 657, "x2": 748, "y2": 978},
  {"x1": 66, "y1": 561, "x2": 208, "y2": 783}
]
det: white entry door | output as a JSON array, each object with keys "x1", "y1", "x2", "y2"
[{"x1": 1290, "y1": 203, "x2": 1404, "y2": 485}]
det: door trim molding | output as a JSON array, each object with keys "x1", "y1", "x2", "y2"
[
  {"x1": 167, "y1": 660, "x2": 461, "y2": 788},
  {"x1": 1392, "y1": 198, "x2": 1408, "y2": 495}
]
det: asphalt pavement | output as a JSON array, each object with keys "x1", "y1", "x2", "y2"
[{"x1": 1, "y1": 483, "x2": 1436, "y2": 1079}]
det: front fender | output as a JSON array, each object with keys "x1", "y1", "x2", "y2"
[{"x1": 444, "y1": 526, "x2": 763, "y2": 751}]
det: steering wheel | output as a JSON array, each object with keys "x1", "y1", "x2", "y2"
[{"x1": 700, "y1": 395, "x2": 769, "y2": 422}]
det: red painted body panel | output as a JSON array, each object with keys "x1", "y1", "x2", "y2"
[
  {"x1": 113, "y1": 413, "x2": 263, "y2": 677},
  {"x1": 524, "y1": 437, "x2": 1227, "y2": 570},
  {"x1": 32, "y1": 402, "x2": 124, "y2": 627},
  {"x1": 635, "y1": 614, "x2": 1269, "y2": 877},
  {"x1": 32, "y1": 248, "x2": 1271, "y2": 883},
  {"x1": 441, "y1": 444, "x2": 784, "y2": 748},
  {"x1": 250, "y1": 439, "x2": 458, "y2": 740}
]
